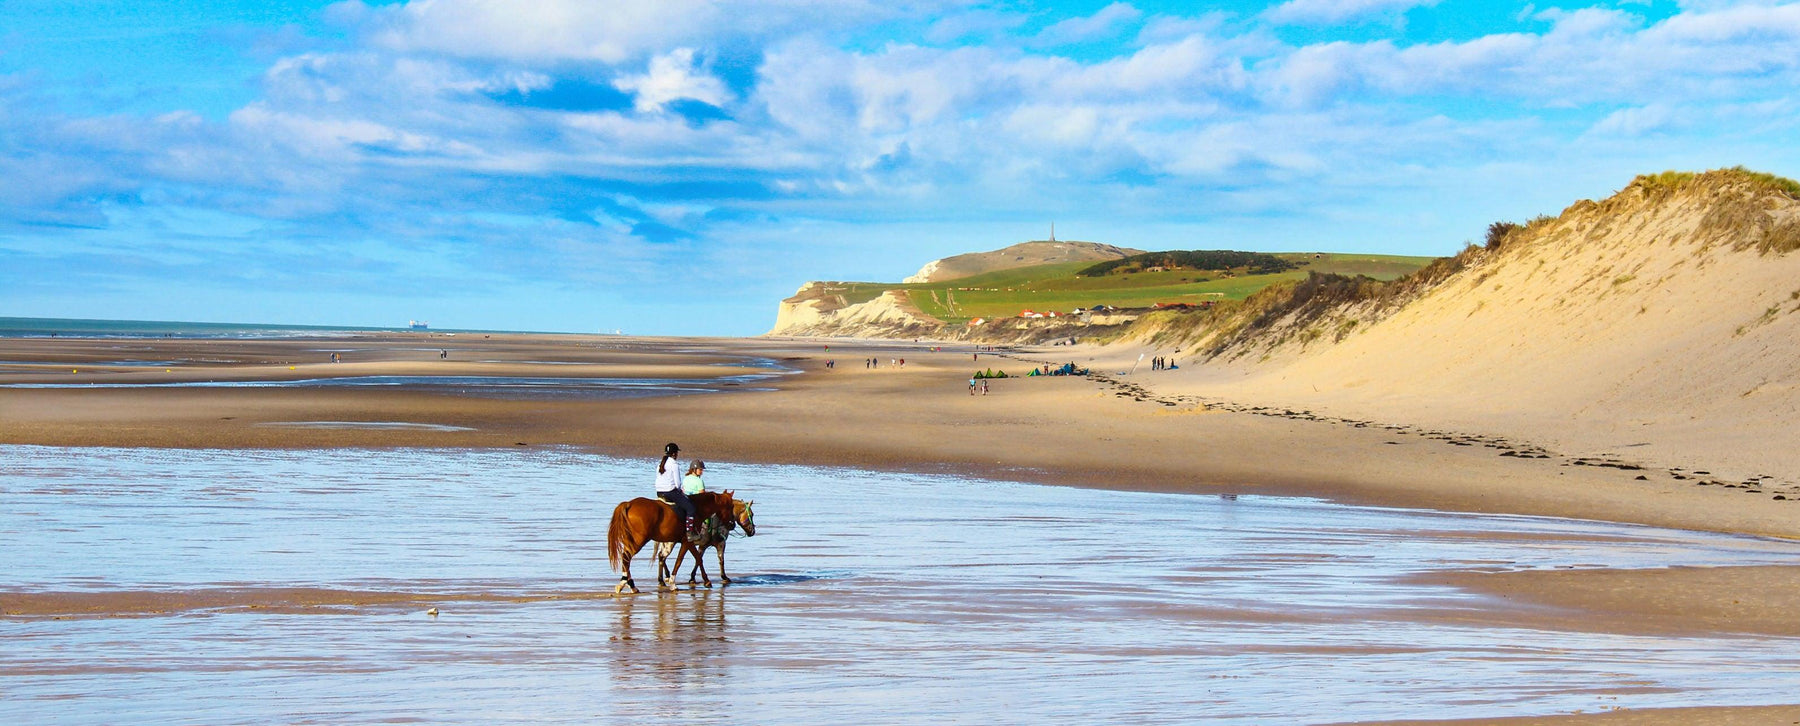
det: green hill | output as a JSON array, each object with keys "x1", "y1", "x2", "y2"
[{"x1": 825, "y1": 252, "x2": 1437, "y2": 325}]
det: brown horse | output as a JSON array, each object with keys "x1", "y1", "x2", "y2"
[
  {"x1": 608, "y1": 491, "x2": 751, "y2": 594},
  {"x1": 656, "y1": 494, "x2": 756, "y2": 587}
]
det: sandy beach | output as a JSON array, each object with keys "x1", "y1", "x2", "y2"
[
  {"x1": 4, "y1": 333, "x2": 1793, "y2": 536},
  {"x1": 4, "y1": 332, "x2": 1798, "y2": 724}
]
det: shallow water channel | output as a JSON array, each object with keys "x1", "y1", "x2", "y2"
[
  {"x1": 0, "y1": 373, "x2": 778, "y2": 400},
  {"x1": 4, "y1": 445, "x2": 1799, "y2": 724}
]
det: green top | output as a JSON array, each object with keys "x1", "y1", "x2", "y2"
[{"x1": 682, "y1": 473, "x2": 705, "y2": 495}]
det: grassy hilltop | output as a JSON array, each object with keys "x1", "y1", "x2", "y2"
[{"x1": 823, "y1": 252, "x2": 1434, "y2": 325}]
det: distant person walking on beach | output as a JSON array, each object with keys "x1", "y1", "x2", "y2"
[
  {"x1": 970, "y1": 375, "x2": 978, "y2": 395},
  {"x1": 654, "y1": 443, "x2": 701, "y2": 539}
]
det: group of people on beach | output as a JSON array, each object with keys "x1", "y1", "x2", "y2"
[
  {"x1": 1151, "y1": 355, "x2": 1176, "y2": 371},
  {"x1": 822, "y1": 357, "x2": 911, "y2": 370}
]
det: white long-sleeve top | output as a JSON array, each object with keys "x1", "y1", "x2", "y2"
[{"x1": 655, "y1": 456, "x2": 682, "y2": 493}]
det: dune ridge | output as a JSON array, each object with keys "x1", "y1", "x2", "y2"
[
  {"x1": 1131, "y1": 168, "x2": 1800, "y2": 484},
  {"x1": 902, "y1": 240, "x2": 1141, "y2": 283}
]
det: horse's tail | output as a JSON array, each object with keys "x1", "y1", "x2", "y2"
[{"x1": 607, "y1": 501, "x2": 631, "y2": 572}]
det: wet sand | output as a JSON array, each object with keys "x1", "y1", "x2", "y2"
[
  {"x1": 1415, "y1": 565, "x2": 1800, "y2": 638},
  {"x1": 1351, "y1": 705, "x2": 1800, "y2": 725},
  {"x1": 7, "y1": 447, "x2": 1800, "y2": 724},
  {"x1": 4, "y1": 333, "x2": 1799, "y2": 723},
  {"x1": 3, "y1": 334, "x2": 1792, "y2": 539},
  {"x1": 0, "y1": 587, "x2": 634, "y2": 618}
]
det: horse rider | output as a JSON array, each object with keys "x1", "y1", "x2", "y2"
[
  {"x1": 683, "y1": 460, "x2": 707, "y2": 495},
  {"x1": 656, "y1": 442, "x2": 703, "y2": 540}
]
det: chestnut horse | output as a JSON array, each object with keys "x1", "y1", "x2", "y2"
[
  {"x1": 608, "y1": 491, "x2": 752, "y2": 594},
  {"x1": 656, "y1": 495, "x2": 757, "y2": 586}
]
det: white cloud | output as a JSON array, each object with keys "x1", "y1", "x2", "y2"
[
  {"x1": 1135, "y1": 13, "x2": 1231, "y2": 46},
  {"x1": 1059, "y1": 35, "x2": 1249, "y2": 96},
  {"x1": 341, "y1": 0, "x2": 931, "y2": 63},
  {"x1": 1533, "y1": 6, "x2": 1638, "y2": 37},
  {"x1": 924, "y1": 9, "x2": 1028, "y2": 44},
  {"x1": 1254, "y1": 3, "x2": 1800, "y2": 107},
  {"x1": 351, "y1": 0, "x2": 729, "y2": 63},
  {"x1": 1264, "y1": 0, "x2": 1441, "y2": 26},
  {"x1": 1586, "y1": 103, "x2": 1679, "y2": 137},
  {"x1": 613, "y1": 48, "x2": 732, "y2": 113},
  {"x1": 1033, "y1": 2, "x2": 1143, "y2": 46}
]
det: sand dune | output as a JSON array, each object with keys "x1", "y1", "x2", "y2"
[{"x1": 1131, "y1": 170, "x2": 1800, "y2": 487}]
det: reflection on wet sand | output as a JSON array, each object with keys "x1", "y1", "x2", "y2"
[
  {"x1": 6, "y1": 445, "x2": 1800, "y2": 724},
  {"x1": 613, "y1": 589, "x2": 734, "y2": 697},
  {"x1": 0, "y1": 585, "x2": 625, "y2": 618}
]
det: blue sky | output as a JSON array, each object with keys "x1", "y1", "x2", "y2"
[{"x1": 2, "y1": 0, "x2": 1797, "y2": 335}]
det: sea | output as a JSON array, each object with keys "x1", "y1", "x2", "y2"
[{"x1": 0, "y1": 317, "x2": 548, "y2": 339}]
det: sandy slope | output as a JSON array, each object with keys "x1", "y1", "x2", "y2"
[{"x1": 1121, "y1": 171, "x2": 1800, "y2": 491}]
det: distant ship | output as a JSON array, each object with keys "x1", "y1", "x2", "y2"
[{"x1": 409, "y1": 320, "x2": 429, "y2": 330}]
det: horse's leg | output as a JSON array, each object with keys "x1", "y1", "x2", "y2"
[
  {"x1": 654, "y1": 542, "x2": 674, "y2": 584},
  {"x1": 689, "y1": 543, "x2": 712, "y2": 587},
  {"x1": 667, "y1": 542, "x2": 692, "y2": 589},
  {"x1": 715, "y1": 541, "x2": 730, "y2": 585},
  {"x1": 613, "y1": 549, "x2": 639, "y2": 596},
  {"x1": 610, "y1": 504, "x2": 654, "y2": 596}
]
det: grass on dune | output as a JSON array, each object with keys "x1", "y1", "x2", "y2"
[
  {"x1": 827, "y1": 253, "x2": 1437, "y2": 323},
  {"x1": 1634, "y1": 166, "x2": 1800, "y2": 200}
]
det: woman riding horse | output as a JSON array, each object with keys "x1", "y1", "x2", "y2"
[
  {"x1": 610, "y1": 489, "x2": 753, "y2": 594},
  {"x1": 653, "y1": 443, "x2": 702, "y2": 540}
]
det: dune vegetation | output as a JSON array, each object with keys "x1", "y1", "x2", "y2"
[
  {"x1": 1125, "y1": 167, "x2": 1800, "y2": 357},
  {"x1": 778, "y1": 167, "x2": 1800, "y2": 352},
  {"x1": 806, "y1": 252, "x2": 1433, "y2": 328}
]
